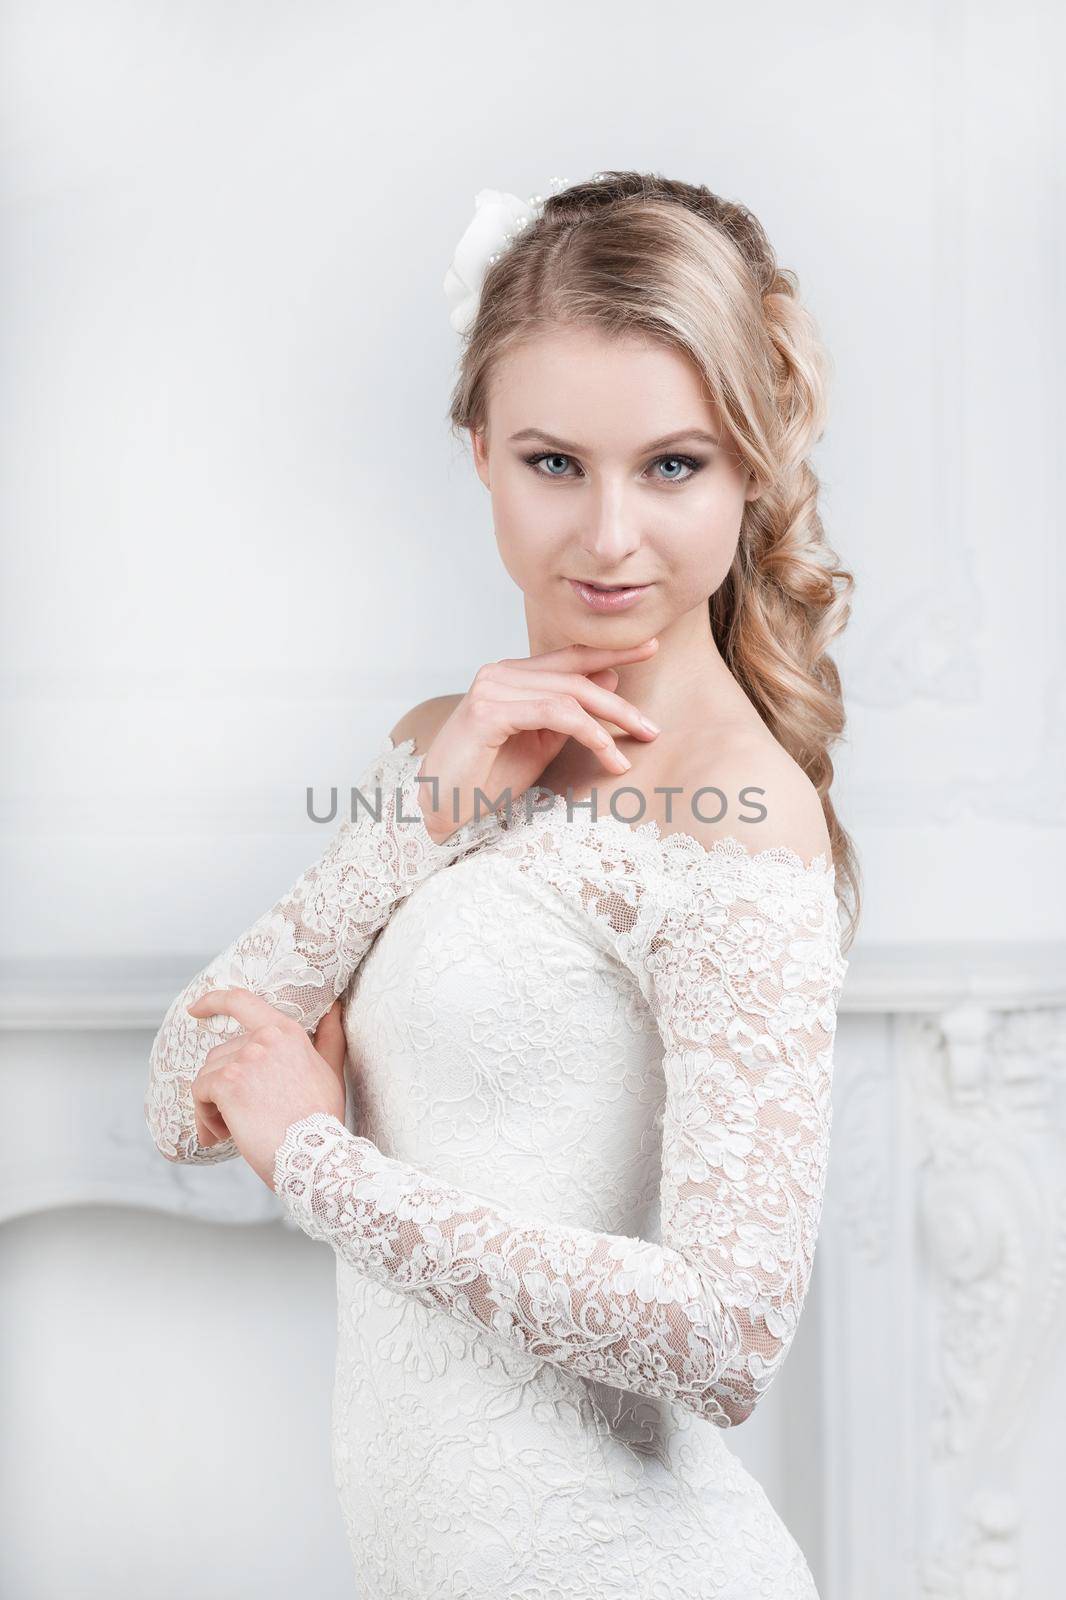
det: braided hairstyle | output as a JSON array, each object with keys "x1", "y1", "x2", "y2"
[{"x1": 447, "y1": 169, "x2": 860, "y2": 947}]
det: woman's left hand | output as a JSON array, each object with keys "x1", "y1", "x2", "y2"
[{"x1": 184, "y1": 989, "x2": 347, "y2": 1189}]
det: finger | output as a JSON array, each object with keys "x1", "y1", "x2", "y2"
[
  {"x1": 202, "y1": 1034, "x2": 253, "y2": 1067},
  {"x1": 584, "y1": 666, "x2": 620, "y2": 703},
  {"x1": 192, "y1": 1072, "x2": 233, "y2": 1145},
  {"x1": 510, "y1": 638, "x2": 658, "y2": 671},
  {"x1": 469, "y1": 696, "x2": 634, "y2": 774},
  {"x1": 489, "y1": 667, "x2": 623, "y2": 694},
  {"x1": 186, "y1": 988, "x2": 291, "y2": 1030},
  {"x1": 195, "y1": 1104, "x2": 232, "y2": 1145},
  {"x1": 482, "y1": 668, "x2": 658, "y2": 740},
  {"x1": 195, "y1": 1105, "x2": 231, "y2": 1146}
]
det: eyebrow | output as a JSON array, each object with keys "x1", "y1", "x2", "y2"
[{"x1": 507, "y1": 426, "x2": 720, "y2": 453}]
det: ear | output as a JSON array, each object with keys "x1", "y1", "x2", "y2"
[
  {"x1": 743, "y1": 467, "x2": 761, "y2": 502},
  {"x1": 470, "y1": 427, "x2": 491, "y2": 489}
]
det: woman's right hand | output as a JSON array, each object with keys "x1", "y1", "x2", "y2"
[{"x1": 415, "y1": 639, "x2": 661, "y2": 845}]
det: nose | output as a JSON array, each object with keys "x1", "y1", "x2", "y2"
[{"x1": 577, "y1": 478, "x2": 642, "y2": 565}]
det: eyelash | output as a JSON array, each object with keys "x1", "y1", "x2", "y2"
[{"x1": 522, "y1": 451, "x2": 707, "y2": 485}]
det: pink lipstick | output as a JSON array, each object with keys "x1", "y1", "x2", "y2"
[{"x1": 568, "y1": 578, "x2": 651, "y2": 612}]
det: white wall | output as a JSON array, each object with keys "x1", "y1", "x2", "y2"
[
  {"x1": 0, "y1": 1201, "x2": 352, "y2": 1598},
  {"x1": 3, "y1": 2, "x2": 1064, "y2": 1597}
]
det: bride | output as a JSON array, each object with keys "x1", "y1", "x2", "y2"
[{"x1": 146, "y1": 169, "x2": 859, "y2": 1598}]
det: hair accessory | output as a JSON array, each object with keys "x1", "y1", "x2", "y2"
[{"x1": 443, "y1": 175, "x2": 588, "y2": 335}]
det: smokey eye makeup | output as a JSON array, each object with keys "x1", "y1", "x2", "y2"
[{"x1": 522, "y1": 451, "x2": 708, "y2": 484}]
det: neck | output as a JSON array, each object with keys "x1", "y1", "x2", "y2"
[{"x1": 524, "y1": 593, "x2": 752, "y2": 734}]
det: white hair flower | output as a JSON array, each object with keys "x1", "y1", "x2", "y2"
[{"x1": 442, "y1": 178, "x2": 572, "y2": 336}]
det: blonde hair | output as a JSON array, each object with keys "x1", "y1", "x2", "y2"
[{"x1": 446, "y1": 170, "x2": 861, "y2": 950}]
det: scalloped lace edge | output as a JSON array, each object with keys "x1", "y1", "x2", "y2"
[{"x1": 383, "y1": 733, "x2": 835, "y2": 881}]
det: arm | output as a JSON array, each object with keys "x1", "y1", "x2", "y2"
[
  {"x1": 144, "y1": 729, "x2": 500, "y2": 1165},
  {"x1": 271, "y1": 858, "x2": 848, "y2": 1428}
]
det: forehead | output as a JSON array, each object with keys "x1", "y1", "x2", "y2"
[{"x1": 487, "y1": 326, "x2": 719, "y2": 440}]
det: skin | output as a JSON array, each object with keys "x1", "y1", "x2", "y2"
[
  {"x1": 463, "y1": 325, "x2": 763, "y2": 810},
  {"x1": 412, "y1": 325, "x2": 830, "y2": 853},
  {"x1": 190, "y1": 323, "x2": 831, "y2": 1187},
  {"x1": 475, "y1": 324, "x2": 761, "y2": 752},
  {"x1": 185, "y1": 991, "x2": 347, "y2": 1187}
]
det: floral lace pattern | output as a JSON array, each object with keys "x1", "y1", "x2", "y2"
[
  {"x1": 148, "y1": 730, "x2": 849, "y2": 1595},
  {"x1": 144, "y1": 737, "x2": 504, "y2": 1163},
  {"x1": 273, "y1": 781, "x2": 846, "y2": 1428}
]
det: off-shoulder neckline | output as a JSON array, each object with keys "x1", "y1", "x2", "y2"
[{"x1": 383, "y1": 734, "x2": 836, "y2": 884}]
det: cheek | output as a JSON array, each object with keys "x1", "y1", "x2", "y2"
[
  {"x1": 659, "y1": 489, "x2": 744, "y2": 596},
  {"x1": 491, "y1": 475, "x2": 560, "y2": 584}
]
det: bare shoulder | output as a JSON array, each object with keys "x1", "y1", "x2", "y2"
[
  {"x1": 388, "y1": 693, "x2": 466, "y2": 756},
  {"x1": 667, "y1": 723, "x2": 832, "y2": 866}
]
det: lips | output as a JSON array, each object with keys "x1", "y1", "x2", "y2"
[
  {"x1": 576, "y1": 580, "x2": 646, "y2": 591},
  {"x1": 568, "y1": 577, "x2": 651, "y2": 612}
]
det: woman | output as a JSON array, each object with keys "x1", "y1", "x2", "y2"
[{"x1": 146, "y1": 170, "x2": 858, "y2": 1598}]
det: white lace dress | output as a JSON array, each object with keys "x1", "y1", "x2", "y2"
[{"x1": 146, "y1": 731, "x2": 849, "y2": 1599}]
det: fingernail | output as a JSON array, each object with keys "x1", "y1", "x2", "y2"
[
  {"x1": 616, "y1": 752, "x2": 632, "y2": 771},
  {"x1": 640, "y1": 715, "x2": 660, "y2": 734}
]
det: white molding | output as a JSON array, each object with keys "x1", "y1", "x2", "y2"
[
  {"x1": 3, "y1": 944, "x2": 1064, "y2": 1600},
  {"x1": 821, "y1": 993, "x2": 1066, "y2": 1599}
]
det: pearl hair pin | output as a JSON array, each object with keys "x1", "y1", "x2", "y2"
[{"x1": 442, "y1": 172, "x2": 608, "y2": 335}]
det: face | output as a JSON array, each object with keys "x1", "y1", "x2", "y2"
[{"x1": 470, "y1": 324, "x2": 759, "y2": 652}]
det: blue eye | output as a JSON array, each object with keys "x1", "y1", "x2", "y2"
[
  {"x1": 531, "y1": 453, "x2": 573, "y2": 477},
  {"x1": 523, "y1": 451, "x2": 705, "y2": 484},
  {"x1": 654, "y1": 456, "x2": 699, "y2": 482}
]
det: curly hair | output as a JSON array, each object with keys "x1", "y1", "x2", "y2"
[{"x1": 446, "y1": 169, "x2": 860, "y2": 949}]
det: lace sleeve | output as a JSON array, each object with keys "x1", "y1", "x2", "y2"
[
  {"x1": 272, "y1": 850, "x2": 848, "y2": 1427},
  {"x1": 144, "y1": 735, "x2": 501, "y2": 1165}
]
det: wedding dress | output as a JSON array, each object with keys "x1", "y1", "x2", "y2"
[{"x1": 146, "y1": 730, "x2": 849, "y2": 1599}]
